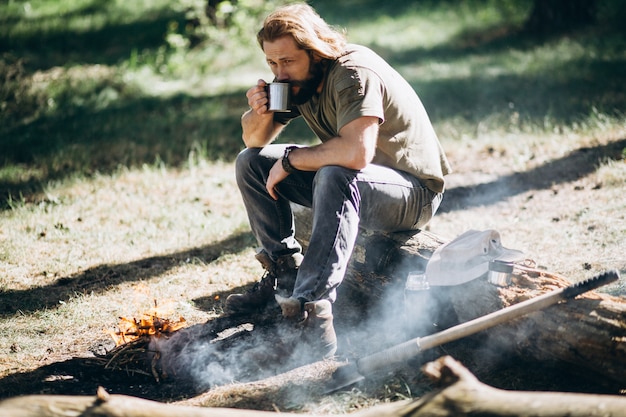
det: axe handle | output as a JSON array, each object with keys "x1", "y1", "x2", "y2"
[{"x1": 357, "y1": 270, "x2": 619, "y2": 376}]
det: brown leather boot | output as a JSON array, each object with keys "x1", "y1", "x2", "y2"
[
  {"x1": 302, "y1": 300, "x2": 337, "y2": 359},
  {"x1": 275, "y1": 297, "x2": 338, "y2": 363},
  {"x1": 224, "y1": 251, "x2": 302, "y2": 314},
  {"x1": 273, "y1": 252, "x2": 303, "y2": 296}
]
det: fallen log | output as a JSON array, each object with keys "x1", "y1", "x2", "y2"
[
  {"x1": 178, "y1": 355, "x2": 626, "y2": 414},
  {"x1": 292, "y1": 203, "x2": 445, "y2": 299},
  {"x1": 408, "y1": 356, "x2": 626, "y2": 417},
  {"x1": 3, "y1": 357, "x2": 625, "y2": 417},
  {"x1": 292, "y1": 204, "x2": 626, "y2": 392}
]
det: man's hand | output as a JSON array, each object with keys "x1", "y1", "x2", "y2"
[
  {"x1": 246, "y1": 79, "x2": 270, "y2": 115},
  {"x1": 242, "y1": 79, "x2": 285, "y2": 148},
  {"x1": 266, "y1": 158, "x2": 290, "y2": 200}
]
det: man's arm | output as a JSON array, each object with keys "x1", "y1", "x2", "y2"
[
  {"x1": 288, "y1": 116, "x2": 379, "y2": 171},
  {"x1": 241, "y1": 80, "x2": 286, "y2": 148},
  {"x1": 265, "y1": 116, "x2": 379, "y2": 200}
]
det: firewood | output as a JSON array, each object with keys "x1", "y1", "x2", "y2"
[
  {"x1": 410, "y1": 356, "x2": 626, "y2": 417},
  {"x1": 3, "y1": 357, "x2": 625, "y2": 417}
]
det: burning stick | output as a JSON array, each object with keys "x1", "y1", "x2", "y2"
[
  {"x1": 107, "y1": 299, "x2": 188, "y2": 346},
  {"x1": 101, "y1": 338, "x2": 153, "y2": 378},
  {"x1": 99, "y1": 301, "x2": 188, "y2": 381},
  {"x1": 108, "y1": 314, "x2": 187, "y2": 346}
]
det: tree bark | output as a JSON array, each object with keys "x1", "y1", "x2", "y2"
[{"x1": 413, "y1": 356, "x2": 626, "y2": 417}]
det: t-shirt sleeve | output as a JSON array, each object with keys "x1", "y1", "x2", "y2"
[{"x1": 334, "y1": 67, "x2": 385, "y2": 132}]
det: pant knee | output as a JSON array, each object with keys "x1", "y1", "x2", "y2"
[
  {"x1": 312, "y1": 166, "x2": 359, "y2": 207},
  {"x1": 313, "y1": 166, "x2": 354, "y2": 190},
  {"x1": 235, "y1": 147, "x2": 262, "y2": 184}
]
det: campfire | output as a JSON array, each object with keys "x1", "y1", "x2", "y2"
[
  {"x1": 98, "y1": 301, "x2": 188, "y2": 381},
  {"x1": 108, "y1": 313, "x2": 187, "y2": 346}
]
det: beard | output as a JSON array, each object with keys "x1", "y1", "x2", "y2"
[{"x1": 290, "y1": 61, "x2": 326, "y2": 105}]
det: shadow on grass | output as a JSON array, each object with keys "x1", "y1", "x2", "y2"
[
  {"x1": 1, "y1": 92, "x2": 246, "y2": 164},
  {"x1": 1, "y1": 3, "x2": 185, "y2": 71},
  {"x1": 0, "y1": 356, "x2": 195, "y2": 402},
  {"x1": 0, "y1": 229, "x2": 256, "y2": 318},
  {"x1": 392, "y1": 31, "x2": 626, "y2": 125},
  {"x1": 439, "y1": 138, "x2": 626, "y2": 213},
  {"x1": 414, "y1": 63, "x2": 626, "y2": 131},
  {"x1": 311, "y1": 0, "x2": 428, "y2": 23}
]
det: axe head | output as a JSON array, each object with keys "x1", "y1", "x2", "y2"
[{"x1": 324, "y1": 362, "x2": 364, "y2": 394}]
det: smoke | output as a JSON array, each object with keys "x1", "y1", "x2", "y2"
[
  {"x1": 147, "y1": 314, "x2": 333, "y2": 393},
  {"x1": 146, "y1": 249, "x2": 515, "y2": 393},
  {"x1": 330, "y1": 251, "x2": 511, "y2": 364},
  {"x1": 148, "y1": 326, "x2": 237, "y2": 392}
]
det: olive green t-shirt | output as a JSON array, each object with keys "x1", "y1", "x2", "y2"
[{"x1": 275, "y1": 44, "x2": 451, "y2": 193}]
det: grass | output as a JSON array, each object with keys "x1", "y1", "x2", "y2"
[
  {"x1": 1, "y1": 0, "x2": 625, "y2": 412},
  {"x1": 0, "y1": 161, "x2": 258, "y2": 377}
]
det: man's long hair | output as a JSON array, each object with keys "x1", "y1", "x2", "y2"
[{"x1": 257, "y1": 3, "x2": 347, "y2": 60}]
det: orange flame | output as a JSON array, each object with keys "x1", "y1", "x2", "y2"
[{"x1": 107, "y1": 300, "x2": 187, "y2": 346}]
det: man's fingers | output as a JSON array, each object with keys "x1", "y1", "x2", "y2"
[
  {"x1": 246, "y1": 81, "x2": 270, "y2": 114},
  {"x1": 266, "y1": 159, "x2": 288, "y2": 200},
  {"x1": 266, "y1": 183, "x2": 278, "y2": 200}
]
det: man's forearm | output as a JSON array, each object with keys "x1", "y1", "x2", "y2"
[
  {"x1": 241, "y1": 109, "x2": 283, "y2": 148},
  {"x1": 287, "y1": 140, "x2": 359, "y2": 172},
  {"x1": 287, "y1": 116, "x2": 379, "y2": 171}
]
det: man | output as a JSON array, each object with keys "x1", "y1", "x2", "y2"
[{"x1": 226, "y1": 3, "x2": 451, "y2": 360}]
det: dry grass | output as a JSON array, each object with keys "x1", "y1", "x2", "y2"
[
  {"x1": 0, "y1": 161, "x2": 260, "y2": 377},
  {"x1": 428, "y1": 125, "x2": 626, "y2": 288}
]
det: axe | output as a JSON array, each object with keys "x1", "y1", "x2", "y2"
[{"x1": 325, "y1": 269, "x2": 620, "y2": 393}]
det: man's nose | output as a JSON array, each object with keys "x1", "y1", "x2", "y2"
[{"x1": 275, "y1": 67, "x2": 289, "y2": 81}]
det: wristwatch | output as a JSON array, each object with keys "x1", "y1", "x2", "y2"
[{"x1": 282, "y1": 146, "x2": 298, "y2": 174}]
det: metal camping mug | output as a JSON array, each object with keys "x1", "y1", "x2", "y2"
[
  {"x1": 487, "y1": 260, "x2": 514, "y2": 286},
  {"x1": 266, "y1": 82, "x2": 290, "y2": 112}
]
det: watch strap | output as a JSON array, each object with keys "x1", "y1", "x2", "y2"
[{"x1": 282, "y1": 146, "x2": 298, "y2": 173}]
